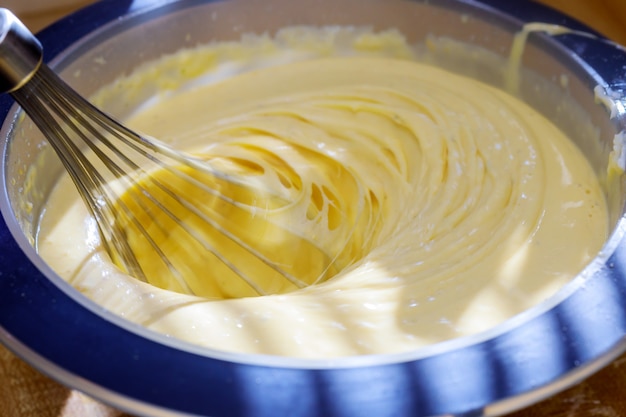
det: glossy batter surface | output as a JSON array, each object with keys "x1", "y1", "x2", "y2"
[{"x1": 36, "y1": 28, "x2": 608, "y2": 357}]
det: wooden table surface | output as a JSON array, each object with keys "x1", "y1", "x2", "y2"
[{"x1": 2, "y1": 1, "x2": 626, "y2": 416}]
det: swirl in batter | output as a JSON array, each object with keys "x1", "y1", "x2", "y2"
[{"x1": 36, "y1": 28, "x2": 607, "y2": 357}]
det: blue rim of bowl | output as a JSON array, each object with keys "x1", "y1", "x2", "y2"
[{"x1": 1, "y1": 0, "x2": 626, "y2": 416}]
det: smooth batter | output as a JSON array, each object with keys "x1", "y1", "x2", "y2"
[{"x1": 35, "y1": 28, "x2": 608, "y2": 357}]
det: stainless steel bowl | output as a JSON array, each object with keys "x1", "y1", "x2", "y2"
[{"x1": 1, "y1": 0, "x2": 625, "y2": 416}]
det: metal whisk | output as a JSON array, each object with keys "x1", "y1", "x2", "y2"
[{"x1": 0, "y1": 8, "x2": 337, "y2": 299}]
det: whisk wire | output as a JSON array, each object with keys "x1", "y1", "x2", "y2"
[
  {"x1": 16, "y1": 65, "x2": 321, "y2": 296},
  {"x1": 12, "y1": 70, "x2": 151, "y2": 280},
  {"x1": 27, "y1": 68, "x2": 205, "y2": 293},
  {"x1": 49, "y1": 67, "x2": 315, "y2": 292}
]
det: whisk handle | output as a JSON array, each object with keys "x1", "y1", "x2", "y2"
[{"x1": 0, "y1": 8, "x2": 42, "y2": 94}]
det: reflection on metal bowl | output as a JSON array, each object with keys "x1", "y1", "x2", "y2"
[{"x1": 0, "y1": 0, "x2": 625, "y2": 416}]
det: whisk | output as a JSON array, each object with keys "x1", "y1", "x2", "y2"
[{"x1": 0, "y1": 8, "x2": 339, "y2": 299}]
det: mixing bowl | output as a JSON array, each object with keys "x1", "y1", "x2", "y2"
[{"x1": 1, "y1": 0, "x2": 626, "y2": 415}]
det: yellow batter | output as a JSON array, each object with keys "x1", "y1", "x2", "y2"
[{"x1": 35, "y1": 28, "x2": 608, "y2": 357}]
